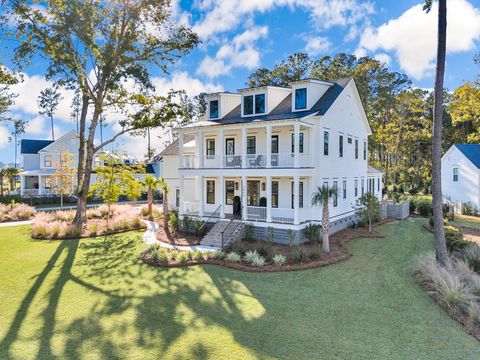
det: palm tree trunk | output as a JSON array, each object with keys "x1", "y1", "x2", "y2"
[
  {"x1": 147, "y1": 188, "x2": 153, "y2": 217},
  {"x1": 163, "y1": 192, "x2": 168, "y2": 230},
  {"x1": 50, "y1": 115, "x2": 55, "y2": 141},
  {"x1": 432, "y1": 0, "x2": 449, "y2": 268},
  {"x1": 322, "y1": 201, "x2": 330, "y2": 252}
]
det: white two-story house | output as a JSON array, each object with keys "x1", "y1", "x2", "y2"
[
  {"x1": 170, "y1": 77, "x2": 382, "y2": 243},
  {"x1": 19, "y1": 130, "x2": 154, "y2": 197}
]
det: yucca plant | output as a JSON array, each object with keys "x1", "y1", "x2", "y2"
[{"x1": 311, "y1": 185, "x2": 337, "y2": 252}]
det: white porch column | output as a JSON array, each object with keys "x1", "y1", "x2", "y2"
[
  {"x1": 199, "y1": 130, "x2": 204, "y2": 168},
  {"x1": 293, "y1": 175, "x2": 300, "y2": 225},
  {"x1": 266, "y1": 125, "x2": 272, "y2": 168},
  {"x1": 220, "y1": 175, "x2": 225, "y2": 218},
  {"x1": 219, "y1": 128, "x2": 224, "y2": 168},
  {"x1": 242, "y1": 175, "x2": 247, "y2": 220},
  {"x1": 199, "y1": 175, "x2": 205, "y2": 217},
  {"x1": 20, "y1": 176, "x2": 25, "y2": 197},
  {"x1": 294, "y1": 123, "x2": 300, "y2": 168},
  {"x1": 178, "y1": 132, "x2": 184, "y2": 169},
  {"x1": 179, "y1": 175, "x2": 184, "y2": 214},
  {"x1": 242, "y1": 127, "x2": 247, "y2": 168},
  {"x1": 38, "y1": 175, "x2": 43, "y2": 196},
  {"x1": 266, "y1": 175, "x2": 272, "y2": 223}
]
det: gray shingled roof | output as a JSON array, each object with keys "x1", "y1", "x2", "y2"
[{"x1": 159, "y1": 135, "x2": 194, "y2": 156}]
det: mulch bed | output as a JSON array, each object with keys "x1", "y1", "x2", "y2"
[
  {"x1": 413, "y1": 273, "x2": 480, "y2": 342},
  {"x1": 455, "y1": 226, "x2": 480, "y2": 245},
  {"x1": 156, "y1": 224, "x2": 201, "y2": 246},
  {"x1": 142, "y1": 219, "x2": 394, "y2": 272}
]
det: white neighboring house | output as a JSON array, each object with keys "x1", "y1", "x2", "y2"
[
  {"x1": 19, "y1": 130, "x2": 155, "y2": 197},
  {"x1": 164, "y1": 78, "x2": 383, "y2": 243},
  {"x1": 441, "y1": 144, "x2": 480, "y2": 208}
]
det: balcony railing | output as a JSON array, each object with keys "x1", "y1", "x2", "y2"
[
  {"x1": 246, "y1": 206, "x2": 267, "y2": 221},
  {"x1": 181, "y1": 153, "x2": 312, "y2": 169}
]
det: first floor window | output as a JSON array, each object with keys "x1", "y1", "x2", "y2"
[
  {"x1": 354, "y1": 179, "x2": 358, "y2": 197},
  {"x1": 324, "y1": 131, "x2": 329, "y2": 155},
  {"x1": 225, "y1": 180, "x2": 235, "y2": 205},
  {"x1": 206, "y1": 180, "x2": 215, "y2": 204},
  {"x1": 361, "y1": 179, "x2": 364, "y2": 195},
  {"x1": 355, "y1": 139, "x2": 359, "y2": 159},
  {"x1": 333, "y1": 181, "x2": 338, "y2": 207},
  {"x1": 453, "y1": 167, "x2": 459, "y2": 182},
  {"x1": 206, "y1": 139, "x2": 215, "y2": 157},
  {"x1": 363, "y1": 141, "x2": 367, "y2": 160},
  {"x1": 291, "y1": 181, "x2": 304, "y2": 208},
  {"x1": 44, "y1": 155, "x2": 52, "y2": 167},
  {"x1": 377, "y1": 178, "x2": 380, "y2": 192},
  {"x1": 176, "y1": 188, "x2": 180, "y2": 208},
  {"x1": 44, "y1": 177, "x2": 52, "y2": 189},
  {"x1": 272, "y1": 181, "x2": 278, "y2": 208},
  {"x1": 343, "y1": 180, "x2": 347, "y2": 199}
]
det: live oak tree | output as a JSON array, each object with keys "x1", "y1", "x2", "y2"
[{"x1": 4, "y1": 0, "x2": 199, "y2": 227}]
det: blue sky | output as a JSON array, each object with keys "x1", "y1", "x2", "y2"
[{"x1": 1, "y1": 0, "x2": 479, "y2": 165}]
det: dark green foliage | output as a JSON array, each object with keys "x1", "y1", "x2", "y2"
[
  {"x1": 444, "y1": 225, "x2": 471, "y2": 252},
  {"x1": 308, "y1": 249, "x2": 322, "y2": 260},
  {"x1": 194, "y1": 219, "x2": 204, "y2": 237},
  {"x1": 291, "y1": 248, "x2": 309, "y2": 264},
  {"x1": 168, "y1": 210, "x2": 179, "y2": 232},
  {"x1": 302, "y1": 224, "x2": 321, "y2": 245},
  {"x1": 463, "y1": 202, "x2": 479, "y2": 216},
  {"x1": 243, "y1": 222, "x2": 255, "y2": 240},
  {"x1": 259, "y1": 197, "x2": 267, "y2": 207},
  {"x1": 454, "y1": 245, "x2": 480, "y2": 273},
  {"x1": 417, "y1": 202, "x2": 433, "y2": 217},
  {"x1": 182, "y1": 215, "x2": 192, "y2": 233},
  {"x1": 255, "y1": 243, "x2": 269, "y2": 258}
]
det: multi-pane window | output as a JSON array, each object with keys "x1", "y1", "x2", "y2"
[
  {"x1": 324, "y1": 131, "x2": 329, "y2": 155},
  {"x1": 225, "y1": 180, "x2": 235, "y2": 205},
  {"x1": 453, "y1": 167, "x2": 459, "y2": 182},
  {"x1": 225, "y1": 138, "x2": 235, "y2": 155},
  {"x1": 343, "y1": 180, "x2": 347, "y2": 199},
  {"x1": 209, "y1": 100, "x2": 219, "y2": 119},
  {"x1": 45, "y1": 177, "x2": 52, "y2": 189},
  {"x1": 333, "y1": 181, "x2": 338, "y2": 207},
  {"x1": 348, "y1": 137, "x2": 352, "y2": 144},
  {"x1": 44, "y1": 155, "x2": 51, "y2": 167},
  {"x1": 255, "y1": 94, "x2": 265, "y2": 114},
  {"x1": 247, "y1": 136, "x2": 256, "y2": 154},
  {"x1": 363, "y1": 141, "x2": 367, "y2": 160},
  {"x1": 377, "y1": 178, "x2": 380, "y2": 192},
  {"x1": 295, "y1": 88, "x2": 307, "y2": 110},
  {"x1": 206, "y1": 139, "x2": 215, "y2": 157},
  {"x1": 271, "y1": 135, "x2": 279, "y2": 153},
  {"x1": 354, "y1": 179, "x2": 358, "y2": 197},
  {"x1": 206, "y1": 180, "x2": 215, "y2": 204},
  {"x1": 361, "y1": 179, "x2": 365, "y2": 195},
  {"x1": 291, "y1": 181, "x2": 304, "y2": 208},
  {"x1": 291, "y1": 133, "x2": 304, "y2": 153},
  {"x1": 355, "y1": 139, "x2": 359, "y2": 159},
  {"x1": 272, "y1": 181, "x2": 279, "y2": 208},
  {"x1": 176, "y1": 188, "x2": 180, "y2": 208},
  {"x1": 244, "y1": 95, "x2": 254, "y2": 115},
  {"x1": 339, "y1": 135, "x2": 344, "y2": 157}
]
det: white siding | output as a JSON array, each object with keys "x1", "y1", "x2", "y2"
[{"x1": 23, "y1": 154, "x2": 40, "y2": 170}]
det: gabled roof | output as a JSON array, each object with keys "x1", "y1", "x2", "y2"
[
  {"x1": 159, "y1": 135, "x2": 194, "y2": 156},
  {"x1": 20, "y1": 139, "x2": 54, "y2": 154},
  {"x1": 454, "y1": 144, "x2": 480, "y2": 168},
  {"x1": 368, "y1": 165, "x2": 383, "y2": 174}
]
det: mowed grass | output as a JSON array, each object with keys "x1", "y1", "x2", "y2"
[
  {"x1": 451, "y1": 214, "x2": 480, "y2": 229},
  {"x1": 0, "y1": 220, "x2": 479, "y2": 359}
]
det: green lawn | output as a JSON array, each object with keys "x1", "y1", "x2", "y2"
[
  {"x1": 451, "y1": 214, "x2": 480, "y2": 229},
  {"x1": 0, "y1": 220, "x2": 479, "y2": 359}
]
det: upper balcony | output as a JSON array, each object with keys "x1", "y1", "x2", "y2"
[{"x1": 178, "y1": 121, "x2": 314, "y2": 171}]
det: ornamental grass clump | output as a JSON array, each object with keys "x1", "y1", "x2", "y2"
[
  {"x1": 0, "y1": 202, "x2": 36, "y2": 222},
  {"x1": 272, "y1": 254, "x2": 286, "y2": 266},
  {"x1": 193, "y1": 250, "x2": 203, "y2": 261},
  {"x1": 455, "y1": 245, "x2": 480, "y2": 273},
  {"x1": 209, "y1": 250, "x2": 225, "y2": 259},
  {"x1": 177, "y1": 251, "x2": 189, "y2": 263},
  {"x1": 226, "y1": 252, "x2": 241, "y2": 263}
]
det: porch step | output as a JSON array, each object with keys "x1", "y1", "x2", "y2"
[{"x1": 200, "y1": 219, "x2": 244, "y2": 248}]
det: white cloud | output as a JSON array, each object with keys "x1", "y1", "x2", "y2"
[
  {"x1": 304, "y1": 36, "x2": 332, "y2": 56},
  {"x1": 0, "y1": 127, "x2": 9, "y2": 150},
  {"x1": 357, "y1": 0, "x2": 480, "y2": 79},
  {"x1": 152, "y1": 71, "x2": 223, "y2": 96},
  {"x1": 374, "y1": 53, "x2": 391, "y2": 65},
  {"x1": 197, "y1": 26, "x2": 268, "y2": 78},
  {"x1": 24, "y1": 116, "x2": 48, "y2": 136}
]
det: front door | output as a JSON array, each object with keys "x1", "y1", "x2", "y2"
[{"x1": 247, "y1": 180, "x2": 260, "y2": 206}]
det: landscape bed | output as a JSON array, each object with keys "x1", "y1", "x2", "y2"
[{"x1": 0, "y1": 202, "x2": 36, "y2": 223}]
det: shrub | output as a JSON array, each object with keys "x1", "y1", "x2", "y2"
[
  {"x1": 455, "y1": 245, "x2": 480, "y2": 273},
  {"x1": 308, "y1": 248, "x2": 322, "y2": 260},
  {"x1": 193, "y1": 250, "x2": 204, "y2": 261},
  {"x1": 243, "y1": 222, "x2": 254, "y2": 240},
  {"x1": 87, "y1": 221, "x2": 100, "y2": 236},
  {"x1": 149, "y1": 249, "x2": 160, "y2": 261},
  {"x1": 226, "y1": 252, "x2": 241, "y2": 263},
  {"x1": 417, "y1": 201, "x2": 433, "y2": 217},
  {"x1": 272, "y1": 254, "x2": 286, "y2": 266},
  {"x1": 0, "y1": 202, "x2": 36, "y2": 222},
  {"x1": 158, "y1": 250, "x2": 169, "y2": 263},
  {"x1": 255, "y1": 243, "x2": 269, "y2": 258},
  {"x1": 463, "y1": 202, "x2": 479, "y2": 216},
  {"x1": 468, "y1": 302, "x2": 480, "y2": 327},
  {"x1": 194, "y1": 219, "x2": 204, "y2": 237},
  {"x1": 287, "y1": 229, "x2": 295, "y2": 247},
  {"x1": 182, "y1": 215, "x2": 192, "y2": 233},
  {"x1": 244, "y1": 250, "x2": 259, "y2": 263},
  {"x1": 148, "y1": 243, "x2": 161, "y2": 251},
  {"x1": 177, "y1": 252, "x2": 189, "y2": 263},
  {"x1": 227, "y1": 242, "x2": 247, "y2": 256},
  {"x1": 266, "y1": 227, "x2": 274, "y2": 242},
  {"x1": 303, "y1": 224, "x2": 321, "y2": 245},
  {"x1": 209, "y1": 250, "x2": 225, "y2": 259},
  {"x1": 291, "y1": 248, "x2": 308, "y2": 264},
  {"x1": 251, "y1": 254, "x2": 265, "y2": 267},
  {"x1": 65, "y1": 225, "x2": 81, "y2": 238},
  {"x1": 168, "y1": 210, "x2": 179, "y2": 232},
  {"x1": 445, "y1": 225, "x2": 471, "y2": 252}
]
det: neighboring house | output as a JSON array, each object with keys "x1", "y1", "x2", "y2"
[
  {"x1": 169, "y1": 78, "x2": 382, "y2": 243},
  {"x1": 19, "y1": 130, "x2": 154, "y2": 197},
  {"x1": 442, "y1": 144, "x2": 480, "y2": 209}
]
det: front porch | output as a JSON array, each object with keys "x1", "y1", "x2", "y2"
[
  {"x1": 20, "y1": 172, "x2": 56, "y2": 197},
  {"x1": 180, "y1": 175, "x2": 313, "y2": 225}
]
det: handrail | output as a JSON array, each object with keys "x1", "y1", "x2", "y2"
[
  {"x1": 221, "y1": 206, "x2": 244, "y2": 249},
  {"x1": 199, "y1": 204, "x2": 222, "y2": 233}
]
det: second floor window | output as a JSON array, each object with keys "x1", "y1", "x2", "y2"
[
  {"x1": 343, "y1": 180, "x2": 347, "y2": 199},
  {"x1": 291, "y1": 133, "x2": 304, "y2": 153},
  {"x1": 271, "y1": 135, "x2": 279, "y2": 154},
  {"x1": 363, "y1": 141, "x2": 367, "y2": 160},
  {"x1": 44, "y1": 155, "x2": 52, "y2": 167},
  {"x1": 453, "y1": 167, "x2": 459, "y2": 182},
  {"x1": 209, "y1": 100, "x2": 219, "y2": 119},
  {"x1": 324, "y1": 131, "x2": 329, "y2": 155},
  {"x1": 295, "y1": 88, "x2": 307, "y2": 110},
  {"x1": 354, "y1": 179, "x2": 358, "y2": 197},
  {"x1": 206, "y1": 139, "x2": 215, "y2": 157},
  {"x1": 247, "y1": 136, "x2": 256, "y2": 154},
  {"x1": 355, "y1": 139, "x2": 359, "y2": 159},
  {"x1": 339, "y1": 135, "x2": 344, "y2": 157},
  {"x1": 255, "y1": 94, "x2": 265, "y2": 114},
  {"x1": 244, "y1": 95, "x2": 254, "y2": 115}
]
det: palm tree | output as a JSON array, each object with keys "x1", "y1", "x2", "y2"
[
  {"x1": 3, "y1": 167, "x2": 19, "y2": 193},
  {"x1": 157, "y1": 177, "x2": 169, "y2": 230},
  {"x1": 425, "y1": 0, "x2": 449, "y2": 268},
  {"x1": 311, "y1": 185, "x2": 337, "y2": 252},
  {"x1": 143, "y1": 175, "x2": 160, "y2": 218},
  {"x1": 0, "y1": 169, "x2": 5, "y2": 196}
]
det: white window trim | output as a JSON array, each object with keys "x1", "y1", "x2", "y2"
[
  {"x1": 293, "y1": 87, "x2": 307, "y2": 111},
  {"x1": 242, "y1": 93, "x2": 267, "y2": 117},
  {"x1": 209, "y1": 99, "x2": 220, "y2": 120}
]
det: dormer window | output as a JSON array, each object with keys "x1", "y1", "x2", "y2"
[
  {"x1": 243, "y1": 94, "x2": 265, "y2": 116},
  {"x1": 295, "y1": 88, "x2": 307, "y2": 110},
  {"x1": 209, "y1": 100, "x2": 219, "y2": 119}
]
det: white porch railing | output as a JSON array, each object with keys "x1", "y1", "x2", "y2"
[
  {"x1": 224, "y1": 155, "x2": 242, "y2": 168},
  {"x1": 204, "y1": 155, "x2": 222, "y2": 168},
  {"x1": 246, "y1": 206, "x2": 266, "y2": 221},
  {"x1": 181, "y1": 153, "x2": 312, "y2": 169},
  {"x1": 184, "y1": 155, "x2": 198, "y2": 169},
  {"x1": 245, "y1": 154, "x2": 267, "y2": 168},
  {"x1": 183, "y1": 201, "x2": 200, "y2": 215},
  {"x1": 271, "y1": 208, "x2": 295, "y2": 224},
  {"x1": 271, "y1": 153, "x2": 294, "y2": 168}
]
